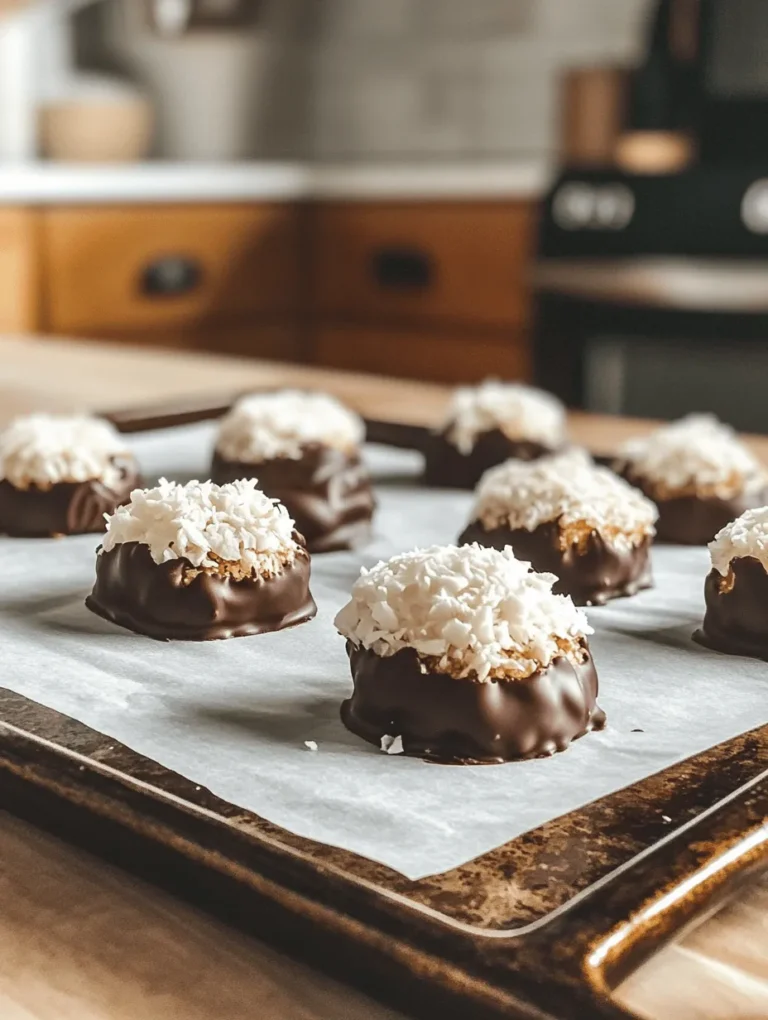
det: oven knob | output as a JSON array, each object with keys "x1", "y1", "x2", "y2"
[
  {"x1": 741, "y1": 180, "x2": 768, "y2": 234},
  {"x1": 594, "y1": 184, "x2": 635, "y2": 229},
  {"x1": 552, "y1": 183, "x2": 596, "y2": 230}
]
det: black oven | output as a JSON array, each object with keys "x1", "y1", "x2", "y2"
[
  {"x1": 532, "y1": 0, "x2": 768, "y2": 433},
  {"x1": 533, "y1": 273, "x2": 768, "y2": 433},
  {"x1": 533, "y1": 167, "x2": 768, "y2": 431},
  {"x1": 700, "y1": 0, "x2": 768, "y2": 162}
]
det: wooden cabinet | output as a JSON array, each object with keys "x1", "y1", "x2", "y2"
[
  {"x1": 307, "y1": 200, "x2": 535, "y2": 383},
  {"x1": 0, "y1": 194, "x2": 537, "y2": 385},
  {"x1": 40, "y1": 203, "x2": 303, "y2": 360},
  {"x1": 315, "y1": 324, "x2": 531, "y2": 384},
  {"x1": 310, "y1": 201, "x2": 533, "y2": 329},
  {"x1": 0, "y1": 208, "x2": 40, "y2": 333}
]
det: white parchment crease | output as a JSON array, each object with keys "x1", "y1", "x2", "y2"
[{"x1": 0, "y1": 422, "x2": 766, "y2": 881}]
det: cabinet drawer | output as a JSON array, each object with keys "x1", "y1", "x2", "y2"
[
  {"x1": 0, "y1": 208, "x2": 39, "y2": 332},
  {"x1": 310, "y1": 202, "x2": 535, "y2": 329},
  {"x1": 43, "y1": 204, "x2": 301, "y2": 333},
  {"x1": 314, "y1": 325, "x2": 530, "y2": 385}
]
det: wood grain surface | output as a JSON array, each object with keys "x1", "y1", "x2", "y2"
[
  {"x1": 5, "y1": 333, "x2": 768, "y2": 462},
  {"x1": 313, "y1": 323, "x2": 531, "y2": 384},
  {"x1": 0, "y1": 334, "x2": 766, "y2": 1019},
  {"x1": 41, "y1": 205, "x2": 301, "y2": 334},
  {"x1": 0, "y1": 210, "x2": 40, "y2": 334},
  {"x1": 0, "y1": 806, "x2": 765, "y2": 1020},
  {"x1": 0, "y1": 810, "x2": 403, "y2": 1020},
  {"x1": 308, "y1": 201, "x2": 534, "y2": 329}
]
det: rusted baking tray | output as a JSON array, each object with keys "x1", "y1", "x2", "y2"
[{"x1": 0, "y1": 397, "x2": 766, "y2": 1020}]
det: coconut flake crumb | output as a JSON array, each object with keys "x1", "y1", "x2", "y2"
[
  {"x1": 0, "y1": 414, "x2": 131, "y2": 491},
  {"x1": 709, "y1": 506, "x2": 768, "y2": 576},
  {"x1": 616, "y1": 414, "x2": 767, "y2": 500},
  {"x1": 102, "y1": 477, "x2": 302, "y2": 579},
  {"x1": 381, "y1": 735, "x2": 404, "y2": 755},
  {"x1": 442, "y1": 380, "x2": 566, "y2": 455},
  {"x1": 304, "y1": 740, "x2": 319, "y2": 752},
  {"x1": 335, "y1": 544, "x2": 592, "y2": 683},
  {"x1": 215, "y1": 390, "x2": 365, "y2": 464},
  {"x1": 472, "y1": 453, "x2": 657, "y2": 550}
]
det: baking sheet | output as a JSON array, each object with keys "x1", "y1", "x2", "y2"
[{"x1": 0, "y1": 421, "x2": 766, "y2": 881}]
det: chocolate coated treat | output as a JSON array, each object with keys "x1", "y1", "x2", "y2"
[
  {"x1": 0, "y1": 455, "x2": 139, "y2": 537},
  {"x1": 696, "y1": 557, "x2": 768, "y2": 659},
  {"x1": 423, "y1": 428, "x2": 555, "y2": 490},
  {"x1": 212, "y1": 444, "x2": 374, "y2": 553},
  {"x1": 341, "y1": 641, "x2": 605, "y2": 764},
  {"x1": 459, "y1": 519, "x2": 652, "y2": 606},
  {"x1": 86, "y1": 540, "x2": 317, "y2": 641},
  {"x1": 622, "y1": 471, "x2": 768, "y2": 545}
]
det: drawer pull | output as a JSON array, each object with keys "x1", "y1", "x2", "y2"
[
  {"x1": 371, "y1": 246, "x2": 433, "y2": 290},
  {"x1": 141, "y1": 255, "x2": 203, "y2": 297}
]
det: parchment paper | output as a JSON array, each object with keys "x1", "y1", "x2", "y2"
[{"x1": 0, "y1": 422, "x2": 766, "y2": 881}]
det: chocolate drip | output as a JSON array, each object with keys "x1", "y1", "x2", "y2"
[
  {"x1": 86, "y1": 540, "x2": 317, "y2": 641},
  {"x1": 423, "y1": 428, "x2": 556, "y2": 490},
  {"x1": 0, "y1": 456, "x2": 140, "y2": 537},
  {"x1": 621, "y1": 470, "x2": 768, "y2": 545},
  {"x1": 459, "y1": 519, "x2": 653, "y2": 606},
  {"x1": 211, "y1": 444, "x2": 375, "y2": 553},
  {"x1": 341, "y1": 642, "x2": 605, "y2": 764},
  {"x1": 696, "y1": 556, "x2": 768, "y2": 660}
]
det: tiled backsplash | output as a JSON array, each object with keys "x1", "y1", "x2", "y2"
[
  {"x1": 77, "y1": 0, "x2": 654, "y2": 161},
  {"x1": 282, "y1": 0, "x2": 654, "y2": 160}
]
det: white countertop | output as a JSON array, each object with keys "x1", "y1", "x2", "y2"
[
  {"x1": 310, "y1": 161, "x2": 548, "y2": 200},
  {"x1": 0, "y1": 160, "x2": 549, "y2": 204}
]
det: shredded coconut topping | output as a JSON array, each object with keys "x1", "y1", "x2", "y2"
[
  {"x1": 617, "y1": 414, "x2": 767, "y2": 500},
  {"x1": 709, "y1": 506, "x2": 768, "y2": 576},
  {"x1": 215, "y1": 390, "x2": 365, "y2": 464},
  {"x1": 442, "y1": 380, "x2": 566, "y2": 455},
  {"x1": 102, "y1": 478, "x2": 302, "y2": 579},
  {"x1": 382, "y1": 735, "x2": 404, "y2": 755},
  {"x1": 472, "y1": 452, "x2": 657, "y2": 551},
  {"x1": 335, "y1": 544, "x2": 592, "y2": 682},
  {"x1": 0, "y1": 414, "x2": 131, "y2": 491}
]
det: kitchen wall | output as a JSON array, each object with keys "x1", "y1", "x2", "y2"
[
  {"x1": 77, "y1": 0, "x2": 654, "y2": 161},
  {"x1": 297, "y1": 0, "x2": 654, "y2": 159}
]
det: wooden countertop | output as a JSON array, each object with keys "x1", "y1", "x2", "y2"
[
  {"x1": 0, "y1": 335, "x2": 766, "y2": 1020},
  {"x1": 5, "y1": 334, "x2": 768, "y2": 460}
]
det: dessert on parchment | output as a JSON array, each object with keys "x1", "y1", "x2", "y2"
[
  {"x1": 459, "y1": 451, "x2": 657, "y2": 605},
  {"x1": 0, "y1": 413, "x2": 139, "y2": 537},
  {"x1": 335, "y1": 544, "x2": 605, "y2": 764},
  {"x1": 86, "y1": 478, "x2": 317, "y2": 641},
  {"x1": 212, "y1": 390, "x2": 375, "y2": 553},
  {"x1": 697, "y1": 507, "x2": 768, "y2": 659},
  {"x1": 615, "y1": 414, "x2": 768, "y2": 545},
  {"x1": 423, "y1": 380, "x2": 567, "y2": 490}
]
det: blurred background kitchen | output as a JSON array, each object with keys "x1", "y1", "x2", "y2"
[{"x1": 2, "y1": 0, "x2": 768, "y2": 429}]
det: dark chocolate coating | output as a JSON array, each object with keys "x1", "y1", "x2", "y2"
[
  {"x1": 0, "y1": 455, "x2": 140, "y2": 537},
  {"x1": 341, "y1": 642, "x2": 605, "y2": 764},
  {"x1": 696, "y1": 556, "x2": 768, "y2": 660},
  {"x1": 621, "y1": 470, "x2": 768, "y2": 545},
  {"x1": 459, "y1": 519, "x2": 653, "y2": 606},
  {"x1": 423, "y1": 428, "x2": 556, "y2": 490},
  {"x1": 86, "y1": 540, "x2": 317, "y2": 641},
  {"x1": 211, "y1": 444, "x2": 375, "y2": 554}
]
